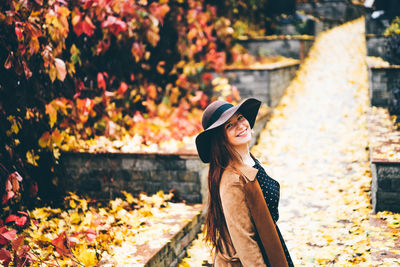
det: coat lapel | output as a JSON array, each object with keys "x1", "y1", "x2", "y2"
[
  {"x1": 230, "y1": 161, "x2": 289, "y2": 267},
  {"x1": 229, "y1": 162, "x2": 258, "y2": 181}
]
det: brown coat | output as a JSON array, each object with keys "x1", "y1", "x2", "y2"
[{"x1": 214, "y1": 162, "x2": 288, "y2": 267}]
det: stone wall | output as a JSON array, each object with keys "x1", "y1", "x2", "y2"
[
  {"x1": 368, "y1": 67, "x2": 400, "y2": 107},
  {"x1": 145, "y1": 207, "x2": 204, "y2": 267},
  {"x1": 366, "y1": 35, "x2": 387, "y2": 58},
  {"x1": 239, "y1": 37, "x2": 314, "y2": 61},
  {"x1": 314, "y1": 17, "x2": 343, "y2": 35},
  {"x1": 365, "y1": 14, "x2": 392, "y2": 35},
  {"x1": 59, "y1": 152, "x2": 207, "y2": 203},
  {"x1": 214, "y1": 63, "x2": 299, "y2": 108},
  {"x1": 297, "y1": 1, "x2": 365, "y2": 35},
  {"x1": 297, "y1": 1, "x2": 365, "y2": 22},
  {"x1": 59, "y1": 113, "x2": 271, "y2": 204},
  {"x1": 371, "y1": 162, "x2": 400, "y2": 213}
]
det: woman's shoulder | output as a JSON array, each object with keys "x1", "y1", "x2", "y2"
[{"x1": 220, "y1": 167, "x2": 242, "y2": 188}]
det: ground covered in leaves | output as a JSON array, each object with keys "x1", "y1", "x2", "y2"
[
  {"x1": 180, "y1": 18, "x2": 400, "y2": 266},
  {"x1": 4, "y1": 191, "x2": 202, "y2": 266}
]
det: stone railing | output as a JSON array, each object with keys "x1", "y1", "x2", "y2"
[
  {"x1": 296, "y1": 1, "x2": 365, "y2": 34},
  {"x1": 59, "y1": 109, "x2": 272, "y2": 204},
  {"x1": 313, "y1": 17, "x2": 344, "y2": 35},
  {"x1": 142, "y1": 204, "x2": 204, "y2": 267},
  {"x1": 367, "y1": 107, "x2": 400, "y2": 213},
  {"x1": 238, "y1": 36, "x2": 314, "y2": 62},
  {"x1": 213, "y1": 61, "x2": 299, "y2": 109},
  {"x1": 60, "y1": 150, "x2": 207, "y2": 203},
  {"x1": 368, "y1": 66, "x2": 400, "y2": 107},
  {"x1": 365, "y1": 14, "x2": 392, "y2": 36},
  {"x1": 371, "y1": 161, "x2": 400, "y2": 213},
  {"x1": 366, "y1": 34, "x2": 387, "y2": 58},
  {"x1": 298, "y1": 1, "x2": 365, "y2": 22}
]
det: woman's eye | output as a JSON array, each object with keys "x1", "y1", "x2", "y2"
[
  {"x1": 238, "y1": 115, "x2": 244, "y2": 120},
  {"x1": 226, "y1": 123, "x2": 232, "y2": 129}
]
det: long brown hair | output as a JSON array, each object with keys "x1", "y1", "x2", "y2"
[{"x1": 203, "y1": 125, "x2": 242, "y2": 252}]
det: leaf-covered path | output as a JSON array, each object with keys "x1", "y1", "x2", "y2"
[
  {"x1": 180, "y1": 18, "x2": 400, "y2": 266},
  {"x1": 252, "y1": 18, "x2": 400, "y2": 266},
  {"x1": 251, "y1": 17, "x2": 373, "y2": 265}
]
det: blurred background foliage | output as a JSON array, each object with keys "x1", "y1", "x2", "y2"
[{"x1": 0, "y1": 0, "x2": 299, "y2": 212}]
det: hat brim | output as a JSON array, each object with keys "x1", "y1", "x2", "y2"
[{"x1": 195, "y1": 98, "x2": 261, "y2": 163}]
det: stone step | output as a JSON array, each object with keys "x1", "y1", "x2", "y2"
[
  {"x1": 130, "y1": 204, "x2": 205, "y2": 267},
  {"x1": 237, "y1": 35, "x2": 314, "y2": 62},
  {"x1": 367, "y1": 107, "x2": 400, "y2": 213}
]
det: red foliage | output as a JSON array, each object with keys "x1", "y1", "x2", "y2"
[
  {"x1": 0, "y1": 227, "x2": 16, "y2": 245},
  {"x1": 0, "y1": 0, "x2": 254, "y2": 265},
  {"x1": 5, "y1": 215, "x2": 27, "y2": 227},
  {"x1": 101, "y1": 16, "x2": 127, "y2": 36},
  {"x1": 73, "y1": 13, "x2": 96, "y2": 37},
  {"x1": 0, "y1": 248, "x2": 11, "y2": 267},
  {"x1": 51, "y1": 232, "x2": 73, "y2": 257},
  {"x1": 97, "y1": 72, "x2": 107, "y2": 91}
]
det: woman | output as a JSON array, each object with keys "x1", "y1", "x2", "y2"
[{"x1": 195, "y1": 98, "x2": 294, "y2": 267}]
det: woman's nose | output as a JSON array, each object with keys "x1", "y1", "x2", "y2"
[{"x1": 236, "y1": 122, "x2": 246, "y2": 131}]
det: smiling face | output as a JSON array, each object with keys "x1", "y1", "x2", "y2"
[{"x1": 224, "y1": 112, "x2": 252, "y2": 148}]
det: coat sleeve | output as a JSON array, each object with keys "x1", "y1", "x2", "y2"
[{"x1": 220, "y1": 173, "x2": 267, "y2": 267}]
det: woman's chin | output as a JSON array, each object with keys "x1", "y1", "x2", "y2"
[{"x1": 233, "y1": 136, "x2": 252, "y2": 146}]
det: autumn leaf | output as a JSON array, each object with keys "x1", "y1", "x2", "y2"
[
  {"x1": 97, "y1": 72, "x2": 106, "y2": 90},
  {"x1": 117, "y1": 82, "x2": 128, "y2": 96},
  {"x1": 0, "y1": 228, "x2": 16, "y2": 244},
  {"x1": 73, "y1": 14, "x2": 96, "y2": 37},
  {"x1": 146, "y1": 84, "x2": 158, "y2": 99},
  {"x1": 2, "y1": 191, "x2": 15, "y2": 205},
  {"x1": 156, "y1": 61, "x2": 166, "y2": 74},
  {"x1": 51, "y1": 232, "x2": 72, "y2": 257},
  {"x1": 146, "y1": 28, "x2": 160, "y2": 47},
  {"x1": 131, "y1": 42, "x2": 145, "y2": 62},
  {"x1": 0, "y1": 248, "x2": 11, "y2": 267},
  {"x1": 38, "y1": 131, "x2": 51, "y2": 148},
  {"x1": 51, "y1": 129, "x2": 63, "y2": 146},
  {"x1": 85, "y1": 229, "x2": 96, "y2": 242},
  {"x1": 5, "y1": 215, "x2": 19, "y2": 224},
  {"x1": 149, "y1": 3, "x2": 170, "y2": 25},
  {"x1": 26, "y1": 150, "x2": 39, "y2": 166},
  {"x1": 45, "y1": 103, "x2": 57, "y2": 128},
  {"x1": 54, "y1": 58, "x2": 67, "y2": 81},
  {"x1": 4, "y1": 53, "x2": 13, "y2": 69},
  {"x1": 14, "y1": 26, "x2": 23, "y2": 40},
  {"x1": 101, "y1": 16, "x2": 127, "y2": 36},
  {"x1": 5, "y1": 179, "x2": 12, "y2": 191},
  {"x1": 22, "y1": 61, "x2": 32, "y2": 79},
  {"x1": 15, "y1": 216, "x2": 27, "y2": 227},
  {"x1": 74, "y1": 246, "x2": 98, "y2": 266}
]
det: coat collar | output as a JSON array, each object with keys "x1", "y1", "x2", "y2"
[{"x1": 227, "y1": 161, "x2": 259, "y2": 182}]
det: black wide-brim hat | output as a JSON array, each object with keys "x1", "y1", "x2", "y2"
[{"x1": 195, "y1": 98, "x2": 261, "y2": 163}]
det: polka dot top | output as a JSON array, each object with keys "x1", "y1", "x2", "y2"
[{"x1": 252, "y1": 157, "x2": 280, "y2": 223}]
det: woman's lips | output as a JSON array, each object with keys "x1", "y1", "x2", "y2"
[{"x1": 236, "y1": 128, "x2": 248, "y2": 137}]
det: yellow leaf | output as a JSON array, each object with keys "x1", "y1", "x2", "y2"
[
  {"x1": 69, "y1": 200, "x2": 77, "y2": 209},
  {"x1": 26, "y1": 150, "x2": 39, "y2": 166},
  {"x1": 322, "y1": 234, "x2": 334, "y2": 243},
  {"x1": 315, "y1": 257, "x2": 331, "y2": 264},
  {"x1": 45, "y1": 103, "x2": 57, "y2": 128},
  {"x1": 53, "y1": 148, "x2": 61, "y2": 160},
  {"x1": 122, "y1": 190, "x2": 136, "y2": 204},
  {"x1": 54, "y1": 58, "x2": 67, "y2": 81},
  {"x1": 39, "y1": 131, "x2": 51, "y2": 148},
  {"x1": 80, "y1": 199, "x2": 88, "y2": 212},
  {"x1": 49, "y1": 64, "x2": 57, "y2": 82},
  {"x1": 30, "y1": 207, "x2": 56, "y2": 220},
  {"x1": 74, "y1": 246, "x2": 98, "y2": 266},
  {"x1": 70, "y1": 212, "x2": 81, "y2": 224}
]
